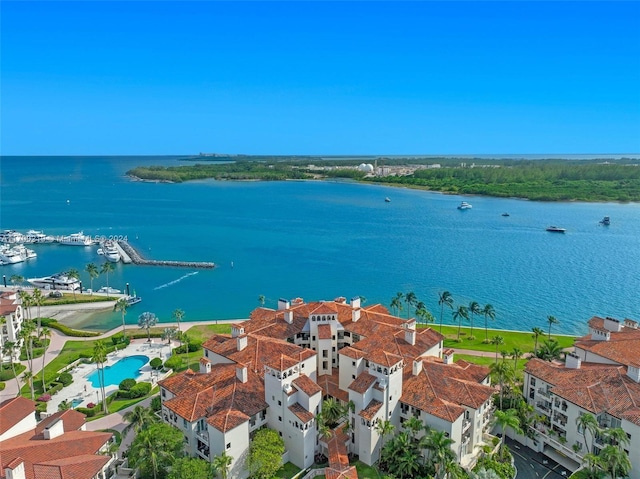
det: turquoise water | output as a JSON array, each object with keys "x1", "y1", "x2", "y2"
[
  {"x1": 1, "y1": 156, "x2": 639, "y2": 335},
  {"x1": 87, "y1": 355, "x2": 149, "y2": 388}
]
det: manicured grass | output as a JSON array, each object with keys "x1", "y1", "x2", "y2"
[
  {"x1": 455, "y1": 354, "x2": 528, "y2": 375},
  {"x1": 42, "y1": 294, "x2": 116, "y2": 306},
  {"x1": 432, "y1": 325, "x2": 575, "y2": 355},
  {"x1": 184, "y1": 324, "x2": 231, "y2": 343},
  {"x1": 275, "y1": 462, "x2": 301, "y2": 479},
  {"x1": 353, "y1": 460, "x2": 382, "y2": 479}
]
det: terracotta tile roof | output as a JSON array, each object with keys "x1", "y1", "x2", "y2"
[
  {"x1": 292, "y1": 375, "x2": 323, "y2": 397},
  {"x1": 620, "y1": 407, "x2": 640, "y2": 426},
  {"x1": 318, "y1": 370, "x2": 349, "y2": 403},
  {"x1": 1, "y1": 429, "x2": 112, "y2": 479},
  {"x1": 289, "y1": 403, "x2": 315, "y2": 423},
  {"x1": 326, "y1": 427, "x2": 351, "y2": 473},
  {"x1": 318, "y1": 324, "x2": 333, "y2": 340},
  {"x1": 0, "y1": 397, "x2": 35, "y2": 435},
  {"x1": 34, "y1": 410, "x2": 86, "y2": 435},
  {"x1": 358, "y1": 399, "x2": 383, "y2": 421},
  {"x1": 525, "y1": 358, "x2": 640, "y2": 424},
  {"x1": 575, "y1": 318, "x2": 640, "y2": 367},
  {"x1": 348, "y1": 371, "x2": 377, "y2": 394},
  {"x1": 161, "y1": 364, "x2": 268, "y2": 432},
  {"x1": 311, "y1": 303, "x2": 338, "y2": 315},
  {"x1": 32, "y1": 455, "x2": 110, "y2": 479},
  {"x1": 339, "y1": 347, "x2": 366, "y2": 360},
  {"x1": 401, "y1": 358, "x2": 494, "y2": 422}
]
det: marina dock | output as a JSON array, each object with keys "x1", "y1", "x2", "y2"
[{"x1": 117, "y1": 241, "x2": 215, "y2": 269}]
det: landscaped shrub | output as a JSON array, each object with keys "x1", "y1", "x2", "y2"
[
  {"x1": 37, "y1": 393, "x2": 52, "y2": 402},
  {"x1": 40, "y1": 318, "x2": 100, "y2": 338},
  {"x1": 150, "y1": 358, "x2": 163, "y2": 370},
  {"x1": 128, "y1": 382, "x2": 152, "y2": 398},
  {"x1": 35, "y1": 402, "x2": 47, "y2": 413},
  {"x1": 151, "y1": 395, "x2": 161, "y2": 412},
  {"x1": 46, "y1": 382, "x2": 64, "y2": 396},
  {"x1": 164, "y1": 356, "x2": 182, "y2": 370},
  {"x1": 119, "y1": 378, "x2": 137, "y2": 391},
  {"x1": 58, "y1": 372, "x2": 73, "y2": 386},
  {"x1": 87, "y1": 402, "x2": 96, "y2": 408},
  {"x1": 111, "y1": 335, "x2": 131, "y2": 346},
  {"x1": 0, "y1": 382, "x2": 5, "y2": 391},
  {"x1": 174, "y1": 341, "x2": 201, "y2": 354}
]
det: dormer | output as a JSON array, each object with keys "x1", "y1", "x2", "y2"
[
  {"x1": 443, "y1": 349, "x2": 454, "y2": 364},
  {"x1": 43, "y1": 418, "x2": 64, "y2": 440},
  {"x1": 199, "y1": 357, "x2": 212, "y2": 373},
  {"x1": 5, "y1": 458, "x2": 26, "y2": 479},
  {"x1": 624, "y1": 318, "x2": 638, "y2": 329}
]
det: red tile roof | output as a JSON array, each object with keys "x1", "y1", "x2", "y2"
[
  {"x1": 348, "y1": 371, "x2": 377, "y2": 394},
  {"x1": 318, "y1": 370, "x2": 349, "y2": 403},
  {"x1": 0, "y1": 397, "x2": 35, "y2": 435},
  {"x1": 34, "y1": 410, "x2": 86, "y2": 435},
  {"x1": 575, "y1": 317, "x2": 640, "y2": 367},
  {"x1": 289, "y1": 403, "x2": 315, "y2": 423},
  {"x1": 358, "y1": 400, "x2": 383, "y2": 421},
  {"x1": 292, "y1": 375, "x2": 323, "y2": 397},
  {"x1": 318, "y1": 324, "x2": 333, "y2": 340}
]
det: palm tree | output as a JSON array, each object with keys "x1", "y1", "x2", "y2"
[
  {"x1": 576, "y1": 413, "x2": 600, "y2": 453},
  {"x1": 321, "y1": 398, "x2": 345, "y2": 427},
  {"x1": 438, "y1": 291, "x2": 454, "y2": 333},
  {"x1": 492, "y1": 409, "x2": 522, "y2": 458},
  {"x1": 172, "y1": 308, "x2": 184, "y2": 342},
  {"x1": 405, "y1": 291, "x2": 417, "y2": 319},
  {"x1": 257, "y1": 295, "x2": 265, "y2": 307},
  {"x1": 415, "y1": 302, "x2": 434, "y2": 326},
  {"x1": 422, "y1": 429, "x2": 455, "y2": 478},
  {"x1": 10, "y1": 275, "x2": 24, "y2": 287},
  {"x1": 22, "y1": 370, "x2": 34, "y2": 400},
  {"x1": 85, "y1": 263, "x2": 99, "y2": 293},
  {"x1": 404, "y1": 416, "x2": 424, "y2": 441},
  {"x1": 491, "y1": 335, "x2": 504, "y2": 363},
  {"x1": 390, "y1": 293, "x2": 403, "y2": 316},
  {"x1": 58, "y1": 399, "x2": 72, "y2": 411},
  {"x1": 122, "y1": 405, "x2": 158, "y2": 437},
  {"x1": 67, "y1": 268, "x2": 80, "y2": 298},
  {"x1": 113, "y1": 297, "x2": 129, "y2": 340},
  {"x1": 603, "y1": 426, "x2": 630, "y2": 451},
  {"x1": 482, "y1": 303, "x2": 496, "y2": 343},
  {"x1": 547, "y1": 315, "x2": 559, "y2": 338},
  {"x1": 599, "y1": 445, "x2": 632, "y2": 479},
  {"x1": 31, "y1": 288, "x2": 44, "y2": 335},
  {"x1": 92, "y1": 340, "x2": 108, "y2": 414},
  {"x1": 19, "y1": 319, "x2": 36, "y2": 376},
  {"x1": 375, "y1": 419, "x2": 395, "y2": 451},
  {"x1": 536, "y1": 338, "x2": 563, "y2": 362},
  {"x1": 40, "y1": 327, "x2": 51, "y2": 392},
  {"x1": 453, "y1": 305, "x2": 469, "y2": 341},
  {"x1": 182, "y1": 332, "x2": 191, "y2": 369},
  {"x1": 138, "y1": 311, "x2": 158, "y2": 343},
  {"x1": 212, "y1": 452, "x2": 233, "y2": 479},
  {"x1": 467, "y1": 301, "x2": 481, "y2": 339},
  {"x1": 511, "y1": 347, "x2": 523, "y2": 371},
  {"x1": 490, "y1": 361, "x2": 512, "y2": 410},
  {"x1": 162, "y1": 327, "x2": 178, "y2": 345},
  {"x1": 531, "y1": 327, "x2": 545, "y2": 355},
  {"x1": 2, "y1": 340, "x2": 21, "y2": 393},
  {"x1": 100, "y1": 262, "x2": 115, "y2": 294}
]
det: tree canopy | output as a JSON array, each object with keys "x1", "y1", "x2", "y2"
[{"x1": 247, "y1": 428, "x2": 285, "y2": 479}]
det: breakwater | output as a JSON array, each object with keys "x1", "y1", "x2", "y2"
[{"x1": 117, "y1": 241, "x2": 215, "y2": 269}]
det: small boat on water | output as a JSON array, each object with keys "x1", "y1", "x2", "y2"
[
  {"x1": 24, "y1": 230, "x2": 55, "y2": 243},
  {"x1": 97, "y1": 240, "x2": 121, "y2": 262},
  {"x1": 0, "y1": 245, "x2": 25, "y2": 264},
  {"x1": 501, "y1": 213, "x2": 510, "y2": 217},
  {"x1": 126, "y1": 294, "x2": 142, "y2": 306},
  {"x1": 385, "y1": 197, "x2": 391, "y2": 203},
  {"x1": 600, "y1": 216, "x2": 610, "y2": 226},
  {"x1": 457, "y1": 201, "x2": 472, "y2": 210},
  {"x1": 59, "y1": 232, "x2": 93, "y2": 246},
  {"x1": 546, "y1": 226, "x2": 566, "y2": 233},
  {"x1": 97, "y1": 286, "x2": 121, "y2": 294},
  {"x1": 28, "y1": 272, "x2": 81, "y2": 290}
]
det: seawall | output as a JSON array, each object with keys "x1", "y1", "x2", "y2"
[{"x1": 117, "y1": 241, "x2": 215, "y2": 269}]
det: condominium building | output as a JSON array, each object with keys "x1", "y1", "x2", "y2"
[
  {"x1": 159, "y1": 296, "x2": 495, "y2": 478},
  {"x1": 0, "y1": 291, "x2": 25, "y2": 362},
  {"x1": 523, "y1": 316, "x2": 640, "y2": 478}
]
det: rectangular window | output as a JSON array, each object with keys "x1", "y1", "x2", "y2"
[
  {"x1": 161, "y1": 389, "x2": 166, "y2": 398},
  {"x1": 312, "y1": 336, "x2": 316, "y2": 341},
  {"x1": 226, "y1": 443, "x2": 231, "y2": 449},
  {"x1": 183, "y1": 418, "x2": 188, "y2": 428},
  {"x1": 323, "y1": 350, "x2": 328, "y2": 357},
  {"x1": 278, "y1": 400, "x2": 282, "y2": 406},
  {"x1": 352, "y1": 361, "x2": 356, "y2": 366},
  {"x1": 279, "y1": 416, "x2": 282, "y2": 422}
]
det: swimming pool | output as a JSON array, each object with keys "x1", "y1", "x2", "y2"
[{"x1": 87, "y1": 355, "x2": 149, "y2": 388}]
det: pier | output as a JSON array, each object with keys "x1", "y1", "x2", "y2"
[{"x1": 117, "y1": 241, "x2": 215, "y2": 269}]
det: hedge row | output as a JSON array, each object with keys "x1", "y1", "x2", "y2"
[{"x1": 40, "y1": 318, "x2": 101, "y2": 338}]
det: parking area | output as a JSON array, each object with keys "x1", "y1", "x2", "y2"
[{"x1": 506, "y1": 437, "x2": 575, "y2": 479}]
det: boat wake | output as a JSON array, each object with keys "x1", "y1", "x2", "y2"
[{"x1": 154, "y1": 271, "x2": 199, "y2": 290}]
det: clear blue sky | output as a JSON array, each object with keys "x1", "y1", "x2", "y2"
[{"x1": 2, "y1": 1, "x2": 639, "y2": 155}]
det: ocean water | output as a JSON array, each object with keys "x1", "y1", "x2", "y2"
[{"x1": 1, "y1": 156, "x2": 639, "y2": 335}]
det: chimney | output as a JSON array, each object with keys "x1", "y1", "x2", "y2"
[
  {"x1": 284, "y1": 310, "x2": 293, "y2": 324},
  {"x1": 231, "y1": 325, "x2": 244, "y2": 338},
  {"x1": 5, "y1": 459, "x2": 26, "y2": 479},
  {"x1": 236, "y1": 365, "x2": 248, "y2": 383},
  {"x1": 628, "y1": 363, "x2": 640, "y2": 383},
  {"x1": 603, "y1": 317, "x2": 622, "y2": 332},
  {"x1": 405, "y1": 329, "x2": 416, "y2": 346},
  {"x1": 237, "y1": 335, "x2": 248, "y2": 351},
  {"x1": 565, "y1": 352, "x2": 582, "y2": 369},
  {"x1": 352, "y1": 308, "x2": 361, "y2": 322},
  {"x1": 43, "y1": 418, "x2": 64, "y2": 440},
  {"x1": 412, "y1": 359, "x2": 423, "y2": 376},
  {"x1": 351, "y1": 296, "x2": 361, "y2": 310},
  {"x1": 624, "y1": 319, "x2": 638, "y2": 329},
  {"x1": 278, "y1": 298, "x2": 290, "y2": 310},
  {"x1": 200, "y1": 358, "x2": 212, "y2": 374},
  {"x1": 443, "y1": 349, "x2": 454, "y2": 364}
]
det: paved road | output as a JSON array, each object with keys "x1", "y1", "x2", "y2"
[{"x1": 506, "y1": 437, "x2": 571, "y2": 479}]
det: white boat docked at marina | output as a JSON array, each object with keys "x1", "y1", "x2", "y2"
[
  {"x1": 0, "y1": 244, "x2": 37, "y2": 265},
  {"x1": 97, "y1": 240, "x2": 121, "y2": 262},
  {"x1": 59, "y1": 231, "x2": 93, "y2": 246},
  {"x1": 27, "y1": 272, "x2": 81, "y2": 290},
  {"x1": 97, "y1": 286, "x2": 121, "y2": 294},
  {"x1": 0, "y1": 230, "x2": 26, "y2": 244},
  {"x1": 24, "y1": 230, "x2": 55, "y2": 243}
]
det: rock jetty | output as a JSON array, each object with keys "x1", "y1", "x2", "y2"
[{"x1": 117, "y1": 241, "x2": 215, "y2": 269}]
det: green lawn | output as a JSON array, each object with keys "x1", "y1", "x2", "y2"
[
  {"x1": 275, "y1": 462, "x2": 301, "y2": 479},
  {"x1": 353, "y1": 460, "x2": 383, "y2": 479},
  {"x1": 183, "y1": 323, "x2": 231, "y2": 343}
]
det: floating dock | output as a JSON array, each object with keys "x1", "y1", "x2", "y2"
[{"x1": 117, "y1": 241, "x2": 215, "y2": 269}]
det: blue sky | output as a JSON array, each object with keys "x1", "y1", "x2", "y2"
[{"x1": 2, "y1": 1, "x2": 639, "y2": 155}]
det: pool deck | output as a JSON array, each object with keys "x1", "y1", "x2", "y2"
[{"x1": 46, "y1": 338, "x2": 174, "y2": 414}]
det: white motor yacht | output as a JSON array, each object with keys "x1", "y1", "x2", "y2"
[
  {"x1": 0, "y1": 245, "x2": 25, "y2": 264},
  {"x1": 98, "y1": 240, "x2": 121, "y2": 263},
  {"x1": 24, "y1": 230, "x2": 55, "y2": 243},
  {"x1": 27, "y1": 272, "x2": 81, "y2": 290},
  {"x1": 457, "y1": 201, "x2": 472, "y2": 210},
  {"x1": 12, "y1": 244, "x2": 37, "y2": 260},
  {"x1": 0, "y1": 230, "x2": 26, "y2": 244},
  {"x1": 59, "y1": 232, "x2": 93, "y2": 246},
  {"x1": 97, "y1": 286, "x2": 121, "y2": 294}
]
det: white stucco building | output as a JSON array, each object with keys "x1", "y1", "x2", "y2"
[{"x1": 0, "y1": 291, "x2": 25, "y2": 362}]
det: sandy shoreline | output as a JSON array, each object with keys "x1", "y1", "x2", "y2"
[{"x1": 37, "y1": 302, "x2": 117, "y2": 330}]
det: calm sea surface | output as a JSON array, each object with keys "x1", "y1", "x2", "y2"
[{"x1": 1, "y1": 156, "x2": 639, "y2": 335}]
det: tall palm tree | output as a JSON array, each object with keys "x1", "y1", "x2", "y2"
[
  {"x1": 212, "y1": 452, "x2": 233, "y2": 479},
  {"x1": 422, "y1": 429, "x2": 455, "y2": 479},
  {"x1": 172, "y1": 308, "x2": 184, "y2": 342},
  {"x1": 375, "y1": 419, "x2": 395, "y2": 451},
  {"x1": 390, "y1": 293, "x2": 403, "y2": 317},
  {"x1": 100, "y1": 262, "x2": 115, "y2": 294},
  {"x1": 2, "y1": 340, "x2": 21, "y2": 394},
  {"x1": 19, "y1": 320, "x2": 36, "y2": 376},
  {"x1": 438, "y1": 291, "x2": 454, "y2": 334},
  {"x1": 603, "y1": 427, "x2": 630, "y2": 451},
  {"x1": 405, "y1": 291, "x2": 417, "y2": 319},
  {"x1": 85, "y1": 263, "x2": 99, "y2": 293},
  {"x1": 40, "y1": 327, "x2": 51, "y2": 392},
  {"x1": 490, "y1": 361, "x2": 512, "y2": 410},
  {"x1": 114, "y1": 298, "x2": 129, "y2": 340},
  {"x1": 492, "y1": 409, "x2": 522, "y2": 458},
  {"x1": 531, "y1": 327, "x2": 545, "y2": 355},
  {"x1": 257, "y1": 295, "x2": 265, "y2": 307},
  {"x1": 468, "y1": 301, "x2": 481, "y2": 340},
  {"x1": 453, "y1": 306, "x2": 469, "y2": 341},
  {"x1": 547, "y1": 315, "x2": 559, "y2": 338},
  {"x1": 138, "y1": 311, "x2": 158, "y2": 343},
  {"x1": 92, "y1": 340, "x2": 108, "y2": 414},
  {"x1": 10, "y1": 275, "x2": 24, "y2": 287},
  {"x1": 22, "y1": 370, "x2": 34, "y2": 400},
  {"x1": 599, "y1": 445, "x2": 631, "y2": 479},
  {"x1": 404, "y1": 416, "x2": 424, "y2": 441},
  {"x1": 415, "y1": 301, "x2": 434, "y2": 326},
  {"x1": 482, "y1": 303, "x2": 496, "y2": 343},
  {"x1": 122, "y1": 405, "x2": 158, "y2": 437},
  {"x1": 576, "y1": 413, "x2": 600, "y2": 453},
  {"x1": 511, "y1": 347, "x2": 523, "y2": 371},
  {"x1": 491, "y1": 335, "x2": 504, "y2": 364},
  {"x1": 18, "y1": 290, "x2": 33, "y2": 321},
  {"x1": 67, "y1": 268, "x2": 80, "y2": 298},
  {"x1": 536, "y1": 339, "x2": 563, "y2": 362},
  {"x1": 162, "y1": 327, "x2": 178, "y2": 344},
  {"x1": 31, "y1": 288, "x2": 44, "y2": 335}
]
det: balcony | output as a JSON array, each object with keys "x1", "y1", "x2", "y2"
[
  {"x1": 462, "y1": 434, "x2": 471, "y2": 446},
  {"x1": 537, "y1": 388, "x2": 551, "y2": 398},
  {"x1": 196, "y1": 429, "x2": 209, "y2": 444},
  {"x1": 536, "y1": 402, "x2": 551, "y2": 414},
  {"x1": 462, "y1": 419, "x2": 472, "y2": 433},
  {"x1": 552, "y1": 416, "x2": 567, "y2": 429}
]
